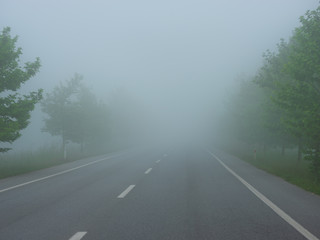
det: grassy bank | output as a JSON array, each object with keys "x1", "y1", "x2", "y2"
[
  {"x1": 227, "y1": 147, "x2": 320, "y2": 195},
  {"x1": 0, "y1": 144, "x2": 116, "y2": 180}
]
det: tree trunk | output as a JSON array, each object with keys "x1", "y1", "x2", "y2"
[
  {"x1": 281, "y1": 144, "x2": 285, "y2": 156},
  {"x1": 297, "y1": 137, "x2": 302, "y2": 162},
  {"x1": 80, "y1": 140, "x2": 84, "y2": 153},
  {"x1": 313, "y1": 143, "x2": 320, "y2": 183},
  {"x1": 62, "y1": 135, "x2": 66, "y2": 160}
]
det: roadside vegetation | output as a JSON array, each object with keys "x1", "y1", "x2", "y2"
[
  {"x1": 2, "y1": 4, "x2": 320, "y2": 191},
  {"x1": 0, "y1": 27, "x2": 139, "y2": 178},
  {"x1": 219, "y1": 5, "x2": 320, "y2": 191},
  {"x1": 0, "y1": 145, "x2": 64, "y2": 179},
  {"x1": 224, "y1": 144, "x2": 320, "y2": 195},
  {"x1": 0, "y1": 27, "x2": 42, "y2": 153},
  {"x1": 0, "y1": 143, "x2": 122, "y2": 179}
]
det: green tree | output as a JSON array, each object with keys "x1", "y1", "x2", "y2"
[
  {"x1": 0, "y1": 27, "x2": 42, "y2": 152},
  {"x1": 255, "y1": 41, "x2": 303, "y2": 160},
  {"x1": 255, "y1": 6, "x2": 320, "y2": 179},
  {"x1": 284, "y1": 7, "x2": 320, "y2": 179},
  {"x1": 41, "y1": 74, "x2": 109, "y2": 157},
  {"x1": 227, "y1": 79, "x2": 278, "y2": 152},
  {"x1": 286, "y1": 7, "x2": 320, "y2": 95},
  {"x1": 66, "y1": 84, "x2": 109, "y2": 152},
  {"x1": 41, "y1": 74, "x2": 82, "y2": 157}
]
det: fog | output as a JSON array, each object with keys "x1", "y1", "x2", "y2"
[{"x1": 1, "y1": 0, "x2": 318, "y2": 151}]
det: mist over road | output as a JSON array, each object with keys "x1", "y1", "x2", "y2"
[{"x1": 0, "y1": 146, "x2": 319, "y2": 240}]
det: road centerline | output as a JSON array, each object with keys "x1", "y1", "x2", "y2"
[
  {"x1": 207, "y1": 150, "x2": 319, "y2": 240},
  {"x1": 145, "y1": 168, "x2": 152, "y2": 174},
  {"x1": 118, "y1": 185, "x2": 135, "y2": 198},
  {"x1": 156, "y1": 159, "x2": 161, "y2": 163}
]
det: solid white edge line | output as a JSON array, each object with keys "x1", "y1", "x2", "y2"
[
  {"x1": 0, "y1": 152, "x2": 124, "y2": 194},
  {"x1": 69, "y1": 231, "x2": 87, "y2": 240},
  {"x1": 145, "y1": 168, "x2": 152, "y2": 174},
  {"x1": 118, "y1": 185, "x2": 135, "y2": 198},
  {"x1": 207, "y1": 150, "x2": 319, "y2": 240}
]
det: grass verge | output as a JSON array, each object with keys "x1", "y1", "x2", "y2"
[
  {"x1": 0, "y1": 144, "x2": 116, "y2": 180},
  {"x1": 227, "y1": 148, "x2": 320, "y2": 196}
]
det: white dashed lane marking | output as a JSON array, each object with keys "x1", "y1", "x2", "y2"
[
  {"x1": 117, "y1": 185, "x2": 135, "y2": 198},
  {"x1": 145, "y1": 168, "x2": 152, "y2": 174},
  {"x1": 69, "y1": 232, "x2": 87, "y2": 240}
]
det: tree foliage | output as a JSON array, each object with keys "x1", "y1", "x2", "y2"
[
  {"x1": 285, "y1": 7, "x2": 320, "y2": 179},
  {"x1": 0, "y1": 27, "x2": 42, "y2": 152},
  {"x1": 223, "y1": 75, "x2": 293, "y2": 155},
  {"x1": 41, "y1": 74, "x2": 109, "y2": 154},
  {"x1": 224, "y1": 5, "x2": 320, "y2": 180}
]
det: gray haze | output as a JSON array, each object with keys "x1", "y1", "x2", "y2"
[{"x1": 1, "y1": 0, "x2": 318, "y2": 150}]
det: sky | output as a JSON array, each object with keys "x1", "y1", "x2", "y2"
[{"x1": 1, "y1": 0, "x2": 319, "y2": 150}]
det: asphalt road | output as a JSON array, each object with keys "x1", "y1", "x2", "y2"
[{"x1": 0, "y1": 146, "x2": 319, "y2": 240}]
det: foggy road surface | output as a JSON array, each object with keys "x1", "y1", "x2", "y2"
[{"x1": 0, "y1": 147, "x2": 320, "y2": 240}]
